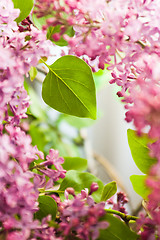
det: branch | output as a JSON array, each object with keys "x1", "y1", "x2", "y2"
[{"x1": 106, "y1": 209, "x2": 138, "y2": 225}]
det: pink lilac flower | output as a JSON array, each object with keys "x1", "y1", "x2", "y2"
[
  {"x1": 0, "y1": 0, "x2": 19, "y2": 36},
  {"x1": 4, "y1": 124, "x2": 44, "y2": 170},
  {"x1": 58, "y1": 186, "x2": 108, "y2": 240},
  {"x1": 137, "y1": 163, "x2": 160, "y2": 239},
  {"x1": 0, "y1": 0, "x2": 51, "y2": 128},
  {"x1": 31, "y1": 215, "x2": 62, "y2": 240},
  {"x1": 149, "y1": 141, "x2": 160, "y2": 162},
  {"x1": 136, "y1": 213, "x2": 155, "y2": 240},
  {"x1": 33, "y1": 149, "x2": 66, "y2": 189},
  {"x1": 123, "y1": 54, "x2": 160, "y2": 139},
  {"x1": 0, "y1": 154, "x2": 39, "y2": 239},
  {"x1": 0, "y1": 131, "x2": 66, "y2": 238},
  {"x1": 107, "y1": 191, "x2": 128, "y2": 214}
]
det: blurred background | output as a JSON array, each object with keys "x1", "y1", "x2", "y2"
[{"x1": 87, "y1": 80, "x2": 142, "y2": 211}]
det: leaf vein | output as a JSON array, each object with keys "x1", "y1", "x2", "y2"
[
  {"x1": 62, "y1": 77, "x2": 90, "y2": 90},
  {"x1": 51, "y1": 70, "x2": 94, "y2": 118},
  {"x1": 56, "y1": 75, "x2": 71, "y2": 111}
]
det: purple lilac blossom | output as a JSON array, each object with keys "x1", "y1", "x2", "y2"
[
  {"x1": 0, "y1": 0, "x2": 51, "y2": 128},
  {"x1": 57, "y1": 186, "x2": 108, "y2": 240},
  {"x1": 107, "y1": 191, "x2": 128, "y2": 214}
]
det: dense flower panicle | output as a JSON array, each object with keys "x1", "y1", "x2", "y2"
[
  {"x1": 3, "y1": 125, "x2": 44, "y2": 170},
  {"x1": 0, "y1": 130, "x2": 42, "y2": 238},
  {"x1": 0, "y1": 153, "x2": 39, "y2": 239},
  {"x1": 58, "y1": 186, "x2": 108, "y2": 240},
  {"x1": 0, "y1": 0, "x2": 51, "y2": 127},
  {"x1": 0, "y1": 130, "x2": 66, "y2": 238},
  {"x1": 0, "y1": 0, "x2": 19, "y2": 36}
]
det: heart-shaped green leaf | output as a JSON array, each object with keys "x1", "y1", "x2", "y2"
[{"x1": 42, "y1": 56, "x2": 97, "y2": 119}]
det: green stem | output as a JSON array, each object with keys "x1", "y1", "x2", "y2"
[
  {"x1": 40, "y1": 58, "x2": 50, "y2": 68},
  {"x1": 40, "y1": 58, "x2": 59, "y2": 79},
  {"x1": 45, "y1": 189, "x2": 64, "y2": 194},
  {"x1": 106, "y1": 209, "x2": 138, "y2": 224}
]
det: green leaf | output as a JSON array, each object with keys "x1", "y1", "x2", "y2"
[
  {"x1": 63, "y1": 157, "x2": 87, "y2": 171},
  {"x1": 60, "y1": 114, "x2": 95, "y2": 129},
  {"x1": 25, "y1": 82, "x2": 46, "y2": 120},
  {"x1": 98, "y1": 214, "x2": 138, "y2": 240},
  {"x1": 101, "y1": 181, "x2": 117, "y2": 201},
  {"x1": 35, "y1": 195, "x2": 57, "y2": 220},
  {"x1": 29, "y1": 66, "x2": 38, "y2": 81},
  {"x1": 127, "y1": 129, "x2": 157, "y2": 174},
  {"x1": 12, "y1": 0, "x2": 34, "y2": 23},
  {"x1": 42, "y1": 55, "x2": 97, "y2": 119},
  {"x1": 130, "y1": 175, "x2": 150, "y2": 199},
  {"x1": 59, "y1": 170, "x2": 103, "y2": 202},
  {"x1": 29, "y1": 121, "x2": 48, "y2": 152}
]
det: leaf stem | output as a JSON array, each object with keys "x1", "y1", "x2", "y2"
[
  {"x1": 106, "y1": 209, "x2": 138, "y2": 224},
  {"x1": 45, "y1": 189, "x2": 64, "y2": 194},
  {"x1": 40, "y1": 58, "x2": 50, "y2": 68},
  {"x1": 40, "y1": 58, "x2": 63, "y2": 80}
]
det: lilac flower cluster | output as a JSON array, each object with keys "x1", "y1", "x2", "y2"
[
  {"x1": 0, "y1": 137, "x2": 39, "y2": 239},
  {"x1": 33, "y1": 149, "x2": 66, "y2": 190},
  {"x1": 0, "y1": 0, "x2": 51, "y2": 128},
  {"x1": 57, "y1": 183, "x2": 108, "y2": 240},
  {"x1": 0, "y1": 125, "x2": 66, "y2": 238},
  {"x1": 107, "y1": 191, "x2": 128, "y2": 214},
  {"x1": 4, "y1": 124, "x2": 43, "y2": 170},
  {"x1": 0, "y1": 1, "x2": 68, "y2": 238},
  {"x1": 31, "y1": 216, "x2": 62, "y2": 240}
]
